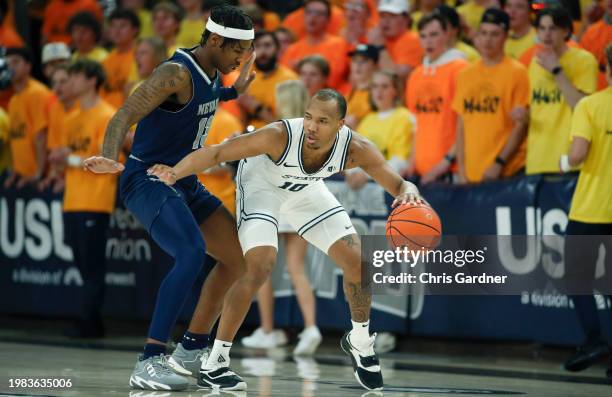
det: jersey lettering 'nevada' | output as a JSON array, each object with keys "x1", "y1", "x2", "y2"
[
  {"x1": 130, "y1": 48, "x2": 220, "y2": 165},
  {"x1": 238, "y1": 118, "x2": 352, "y2": 191}
]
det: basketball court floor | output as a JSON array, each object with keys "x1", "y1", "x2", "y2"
[{"x1": 1, "y1": 319, "x2": 610, "y2": 397}]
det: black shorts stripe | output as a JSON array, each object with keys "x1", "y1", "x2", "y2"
[
  {"x1": 274, "y1": 120, "x2": 292, "y2": 165},
  {"x1": 238, "y1": 216, "x2": 279, "y2": 232},
  {"x1": 297, "y1": 205, "x2": 343, "y2": 235},
  {"x1": 298, "y1": 207, "x2": 346, "y2": 237},
  {"x1": 340, "y1": 129, "x2": 353, "y2": 171}
]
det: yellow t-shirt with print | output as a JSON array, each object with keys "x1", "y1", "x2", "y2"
[
  {"x1": 505, "y1": 27, "x2": 536, "y2": 59},
  {"x1": 568, "y1": 87, "x2": 612, "y2": 223},
  {"x1": 357, "y1": 107, "x2": 414, "y2": 161},
  {"x1": 526, "y1": 47, "x2": 598, "y2": 174}
]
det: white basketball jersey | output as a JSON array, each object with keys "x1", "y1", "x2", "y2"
[{"x1": 238, "y1": 118, "x2": 353, "y2": 192}]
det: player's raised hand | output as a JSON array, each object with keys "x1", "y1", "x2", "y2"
[
  {"x1": 147, "y1": 164, "x2": 177, "y2": 185},
  {"x1": 83, "y1": 156, "x2": 125, "y2": 173},
  {"x1": 233, "y1": 52, "x2": 257, "y2": 94}
]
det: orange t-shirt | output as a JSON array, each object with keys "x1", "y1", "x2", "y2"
[
  {"x1": 0, "y1": 24, "x2": 24, "y2": 48},
  {"x1": 345, "y1": 87, "x2": 372, "y2": 125},
  {"x1": 42, "y1": 0, "x2": 103, "y2": 44},
  {"x1": 102, "y1": 48, "x2": 137, "y2": 109},
  {"x1": 579, "y1": 20, "x2": 612, "y2": 90},
  {"x1": 197, "y1": 109, "x2": 243, "y2": 215},
  {"x1": 47, "y1": 100, "x2": 78, "y2": 150},
  {"x1": 281, "y1": 5, "x2": 345, "y2": 40},
  {"x1": 247, "y1": 64, "x2": 298, "y2": 128},
  {"x1": 280, "y1": 34, "x2": 349, "y2": 89},
  {"x1": 385, "y1": 31, "x2": 424, "y2": 68},
  {"x1": 8, "y1": 79, "x2": 53, "y2": 177},
  {"x1": 407, "y1": 58, "x2": 468, "y2": 175},
  {"x1": 264, "y1": 12, "x2": 281, "y2": 31},
  {"x1": 62, "y1": 99, "x2": 117, "y2": 213},
  {"x1": 519, "y1": 40, "x2": 580, "y2": 67},
  {"x1": 452, "y1": 57, "x2": 529, "y2": 182}
]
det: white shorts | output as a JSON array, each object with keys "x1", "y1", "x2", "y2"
[{"x1": 236, "y1": 180, "x2": 356, "y2": 254}]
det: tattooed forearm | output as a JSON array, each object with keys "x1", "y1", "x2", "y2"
[
  {"x1": 344, "y1": 281, "x2": 371, "y2": 322},
  {"x1": 102, "y1": 62, "x2": 190, "y2": 160}
]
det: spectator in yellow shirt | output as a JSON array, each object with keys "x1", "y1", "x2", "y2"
[
  {"x1": 237, "y1": 31, "x2": 298, "y2": 129},
  {"x1": 101, "y1": 9, "x2": 140, "y2": 109},
  {"x1": 526, "y1": 5, "x2": 598, "y2": 175},
  {"x1": 504, "y1": 0, "x2": 536, "y2": 59},
  {"x1": 177, "y1": 0, "x2": 205, "y2": 47},
  {"x1": 152, "y1": 2, "x2": 183, "y2": 57},
  {"x1": 341, "y1": 44, "x2": 378, "y2": 129},
  {"x1": 5, "y1": 47, "x2": 53, "y2": 189},
  {"x1": 68, "y1": 12, "x2": 108, "y2": 63},
  {"x1": 62, "y1": 60, "x2": 118, "y2": 338},
  {"x1": 559, "y1": 44, "x2": 612, "y2": 378},
  {"x1": 122, "y1": 0, "x2": 154, "y2": 38}
]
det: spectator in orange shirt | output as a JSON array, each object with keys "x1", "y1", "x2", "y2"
[
  {"x1": 5, "y1": 48, "x2": 53, "y2": 189},
  {"x1": 580, "y1": 0, "x2": 612, "y2": 89},
  {"x1": 341, "y1": 44, "x2": 379, "y2": 128},
  {"x1": 0, "y1": 0, "x2": 23, "y2": 48},
  {"x1": 68, "y1": 12, "x2": 108, "y2": 63},
  {"x1": 42, "y1": 63, "x2": 78, "y2": 193},
  {"x1": 280, "y1": 0, "x2": 349, "y2": 89},
  {"x1": 274, "y1": 27, "x2": 295, "y2": 59},
  {"x1": 298, "y1": 55, "x2": 330, "y2": 96},
  {"x1": 237, "y1": 31, "x2": 298, "y2": 128},
  {"x1": 282, "y1": 0, "x2": 345, "y2": 39},
  {"x1": 62, "y1": 60, "x2": 117, "y2": 338},
  {"x1": 404, "y1": 13, "x2": 468, "y2": 184},
  {"x1": 41, "y1": 42, "x2": 72, "y2": 82},
  {"x1": 42, "y1": 0, "x2": 102, "y2": 44},
  {"x1": 453, "y1": 8, "x2": 529, "y2": 183},
  {"x1": 369, "y1": 0, "x2": 424, "y2": 80},
  {"x1": 152, "y1": 2, "x2": 183, "y2": 56},
  {"x1": 102, "y1": 9, "x2": 141, "y2": 109},
  {"x1": 341, "y1": 0, "x2": 371, "y2": 47}
]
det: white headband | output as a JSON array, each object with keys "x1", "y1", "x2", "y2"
[{"x1": 206, "y1": 18, "x2": 254, "y2": 40}]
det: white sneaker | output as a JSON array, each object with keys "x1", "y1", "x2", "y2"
[
  {"x1": 293, "y1": 326, "x2": 322, "y2": 356},
  {"x1": 373, "y1": 332, "x2": 396, "y2": 353},
  {"x1": 241, "y1": 328, "x2": 286, "y2": 348}
]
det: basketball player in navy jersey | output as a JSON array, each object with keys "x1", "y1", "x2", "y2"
[
  {"x1": 149, "y1": 89, "x2": 425, "y2": 391},
  {"x1": 84, "y1": 6, "x2": 255, "y2": 392}
]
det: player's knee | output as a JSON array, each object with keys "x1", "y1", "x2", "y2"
[{"x1": 244, "y1": 258, "x2": 275, "y2": 287}]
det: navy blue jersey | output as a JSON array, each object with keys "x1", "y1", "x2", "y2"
[{"x1": 130, "y1": 48, "x2": 238, "y2": 166}]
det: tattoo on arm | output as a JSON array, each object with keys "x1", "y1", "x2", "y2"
[
  {"x1": 102, "y1": 63, "x2": 190, "y2": 160},
  {"x1": 344, "y1": 281, "x2": 371, "y2": 323},
  {"x1": 341, "y1": 234, "x2": 357, "y2": 248}
]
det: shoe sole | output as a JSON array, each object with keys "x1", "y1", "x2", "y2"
[
  {"x1": 340, "y1": 335, "x2": 383, "y2": 392},
  {"x1": 197, "y1": 378, "x2": 247, "y2": 391},
  {"x1": 167, "y1": 356, "x2": 197, "y2": 378},
  {"x1": 129, "y1": 375, "x2": 188, "y2": 391}
]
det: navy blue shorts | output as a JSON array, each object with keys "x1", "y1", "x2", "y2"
[{"x1": 120, "y1": 157, "x2": 221, "y2": 233}]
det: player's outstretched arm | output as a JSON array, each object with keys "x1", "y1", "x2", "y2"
[
  {"x1": 83, "y1": 62, "x2": 191, "y2": 174},
  {"x1": 346, "y1": 134, "x2": 424, "y2": 208},
  {"x1": 148, "y1": 122, "x2": 286, "y2": 184}
]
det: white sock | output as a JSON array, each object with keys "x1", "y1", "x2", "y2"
[
  {"x1": 350, "y1": 320, "x2": 370, "y2": 347},
  {"x1": 204, "y1": 339, "x2": 232, "y2": 369}
]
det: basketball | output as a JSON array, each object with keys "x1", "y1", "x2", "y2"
[{"x1": 386, "y1": 203, "x2": 442, "y2": 250}]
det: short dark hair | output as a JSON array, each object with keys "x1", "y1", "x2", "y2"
[
  {"x1": 203, "y1": 0, "x2": 239, "y2": 12},
  {"x1": 109, "y1": 8, "x2": 141, "y2": 31},
  {"x1": 417, "y1": 13, "x2": 448, "y2": 32},
  {"x1": 67, "y1": 11, "x2": 102, "y2": 42},
  {"x1": 254, "y1": 30, "x2": 279, "y2": 49},
  {"x1": 312, "y1": 88, "x2": 347, "y2": 119},
  {"x1": 434, "y1": 5, "x2": 460, "y2": 30},
  {"x1": 201, "y1": 5, "x2": 254, "y2": 48},
  {"x1": 5, "y1": 47, "x2": 32, "y2": 64},
  {"x1": 298, "y1": 55, "x2": 330, "y2": 77},
  {"x1": 68, "y1": 59, "x2": 106, "y2": 90},
  {"x1": 305, "y1": 0, "x2": 331, "y2": 17},
  {"x1": 535, "y1": 4, "x2": 573, "y2": 40}
]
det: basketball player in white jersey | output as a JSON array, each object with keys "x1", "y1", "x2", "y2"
[{"x1": 148, "y1": 89, "x2": 423, "y2": 391}]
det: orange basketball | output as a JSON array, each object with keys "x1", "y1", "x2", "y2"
[{"x1": 385, "y1": 203, "x2": 442, "y2": 250}]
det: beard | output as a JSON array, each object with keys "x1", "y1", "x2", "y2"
[{"x1": 255, "y1": 57, "x2": 277, "y2": 73}]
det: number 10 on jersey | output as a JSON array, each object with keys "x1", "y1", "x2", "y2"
[{"x1": 192, "y1": 116, "x2": 214, "y2": 149}]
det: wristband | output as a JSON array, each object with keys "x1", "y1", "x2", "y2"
[
  {"x1": 551, "y1": 66, "x2": 562, "y2": 75},
  {"x1": 494, "y1": 156, "x2": 506, "y2": 166},
  {"x1": 67, "y1": 154, "x2": 82, "y2": 167},
  {"x1": 559, "y1": 155, "x2": 571, "y2": 173}
]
